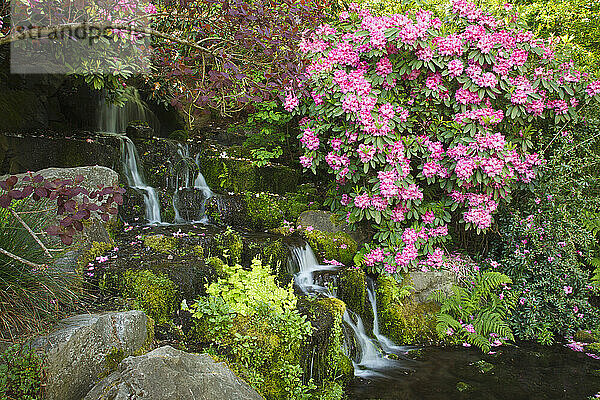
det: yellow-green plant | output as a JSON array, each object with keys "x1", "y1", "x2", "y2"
[{"x1": 206, "y1": 258, "x2": 296, "y2": 316}]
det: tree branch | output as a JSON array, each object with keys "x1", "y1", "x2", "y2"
[
  {"x1": 9, "y1": 208, "x2": 52, "y2": 258},
  {"x1": 0, "y1": 22, "x2": 218, "y2": 57},
  {"x1": 0, "y1": 246, "x2": 46, "y2": 269}
]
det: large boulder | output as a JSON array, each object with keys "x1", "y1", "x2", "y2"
[
  {"x1": 32, "y1": 311, "x2": 154, "y2": 400},
  {"x1": 4, "y1": 165, "x2": 119, "y2": 192},
  {"x1": 83, "y1": 346, "x2": 263, "y2": 400}
]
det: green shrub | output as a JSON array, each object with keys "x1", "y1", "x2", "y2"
[
  {"x1": 489, "y1": 121, "x2": 600, "y2": 343},
  {"x1": 191, "y1": 279, "x2": 314, "y2": 399},
  {"x1": 123, "y1": 270, "x2": 178, "y2": 324},
  {"x1": 0, "y1": 344, "x2": 44, "y2": 400},
  {"x1": 205, "y1": 258, "x2": 296, "y2": 316}
]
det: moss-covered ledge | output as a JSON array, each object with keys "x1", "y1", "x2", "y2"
[
  {"x1": 297, "y1": 297, "x2": 354, "y2": 385},
  {"x1": 376, "y1": 275, "x2": 442, "y2": 345}
]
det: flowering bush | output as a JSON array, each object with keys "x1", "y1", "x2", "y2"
[{"x1": 287, "y1": 0, "x2": 600, "y2": 274}]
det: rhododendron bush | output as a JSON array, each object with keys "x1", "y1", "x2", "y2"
[{"x1": 286, "y1": 0, "x2": 600, "y2": 275}]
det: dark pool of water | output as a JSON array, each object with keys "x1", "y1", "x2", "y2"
[{"x1": 347, "y1": 344, "x2": 600, "y2": 400}]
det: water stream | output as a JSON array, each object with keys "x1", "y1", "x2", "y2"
[
  {"x1": 120, "y1": 137, "x2": 162, "y2": 224},
  {"x1": 172, "y1": 143, "x2": 213, "y2": 223},
  {"x1": 290, "y1": 243, "x2": 413, "y2": 378}
]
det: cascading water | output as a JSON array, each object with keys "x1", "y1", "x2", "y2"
[
  {"x1": 97, "y1": 88, "x2": 160, "y2": 134},
  {"x1": 290, "y1": 243, "x2": 413, "y2": 378},
  {"x1": 171, "y1": 143, "x2": 213, "y2": 223},
  {"x1": 120, "y1": 137, "x2": 162, "y2": 224}
]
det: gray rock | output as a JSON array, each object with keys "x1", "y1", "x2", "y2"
[
  {"x1": 407, "y1": 270, "x2": 457, "y2": 303},
  {"x1": 84, "y1": 346, "x2": 264, "y2": 400},
  {"x1": 297, "y1": 210, "x2": 369, "y2": 244},
  {"x1": 2, "y1": 165, "x2": 119, "y2": 193},
  {"x1": 32, "y1": 310, "x2": 153, "y2": 400}
]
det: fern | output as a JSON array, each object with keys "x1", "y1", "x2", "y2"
[{"x1": 429, "y1": 270, "x2": 517, "y2": 352}]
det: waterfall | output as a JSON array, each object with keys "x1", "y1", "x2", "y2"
[
  {"x1": 97, "y1": 88, "x2": 160, "y2": 134},
  {"x1": 171, "y1": 143, "x2": 212, "y2": 223},
  {"x1": 290, "y1": 243, "x2": 410, "y2": 378},
  {"x1": 120, "y1": 137, "x2": 162, "y2": 224}
]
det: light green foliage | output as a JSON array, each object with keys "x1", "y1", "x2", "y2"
[
  {"x1": 303, "y1": 230, "x2": 357, "y2": 266},
  {"x1": 0, "y1": 344, "x2": 43, "y2": 400},
  {"x1": 376, "y1": 275, "x2": 439, "y2": 344},
  {"x1": 190, "y1": 261, "x2": 315, "y2": 400},
  {"x1": 123, "y1": 269, "x2": 178, "y2": 324},
  {"x1": 244, "y1": 100, "x2": 292, "y2": 166},
  {"x1": 316, "y1": 381, "x2": 344, "y2": 400},
  {"x1": 143, "y1": 234, "x2": 178, "y2": 253},
  {"x1": 430, "y1": 271, "x2": 517, "y2": 352},
  {"x1": 206, "y1": 258, "x2": 297, "y2": 316}
]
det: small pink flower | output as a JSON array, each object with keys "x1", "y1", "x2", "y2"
[{"x1": 563, "y1": 286, "x2": 573, "y2": 295}]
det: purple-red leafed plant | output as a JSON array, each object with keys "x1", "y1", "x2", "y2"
[{"x1": 0, "y1": 173, "x2": 124, "y2": 246}]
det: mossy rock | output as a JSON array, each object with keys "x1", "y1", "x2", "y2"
[
  {"x1": 205, "y1": 193, "x2": 292, "y2": 232},
  {"x1": 123, "y1": 269, "x2": 179, "y2": 325},
  {"x1": 168, "y1": 129, "x2": 189, "y2": 141},
  {"x1": 199, "y1": 153, "x2": 299, "y2": 195},
  {"x1": 302, "y1": 229, "x2": 358, "y2": 266},
  {"x1": 376, "y1": 275, "x2": 441, "y2": 345},
  {"x1": 143, "y1": 235, "x2": 178, "y2": 253},
  {"x1": 338, "y1": 268, "x2": 372, "y2": 329},
  {"x1": 298, "y1": 297, "x2": 354, "y2": 385}
]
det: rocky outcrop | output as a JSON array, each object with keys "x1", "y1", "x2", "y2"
[
  {"x1": 297, "y1": 210, "x2": 370, "y2": 245},
  {"x1": 407, "y1": 269, "x2": 457, "y2": 303},
  {"x1": 32, "y1": 311, "x2": 154, "y2": 400},
  {"x1": 83, "y1": 346, "x2": 263, "y2": 400}
]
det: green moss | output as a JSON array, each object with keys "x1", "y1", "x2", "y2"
[
  {"x1": 303, "y1": 230, "x2": 357, "y2": 266},
  {"x1": 585, "y1": 342, "x2": 600, "y2": 354},
  {"x1": 376, "y1": 275, "x2": 440, "y2": 345},
  {"x1": 123, "y1": 269, "x2": 178, "y2": 324},
  {"x1": 143, "y1": 234, "x2": 178, "y2": 253},
  {"x1": 244, "y1": 192, "x2": 285, "y2": 231},
  {"x1": 338, "y1": 268, "x2": 367, "y2": 316},
  {"x1": 192, "y1": 245, "x2": 204, "y2": 258},
  {"x1": 99, "y1": 347, "x2": 125, "y2": 379},
  {"x1": 456, "y1": 381, "x2": 473, "y2": 392},
  {"x1": 574, "y1": 330, "x2": 597, "y2": 343},
  {"x1": 213, "y1": 228, "x2": 243, "y2": 265},
  {"x1": 300, "y1": 298, "x2": 354, "y2": 385}
]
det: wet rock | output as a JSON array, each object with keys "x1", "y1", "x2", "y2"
[
  {"x1": 126, "y1": 122, "x2": 154, "y2": 139},
  {"x1": 31, "y1": 310, "x2": 153, "y2": 400},
  {"x1": 174, "y1": 188, "x2": 209, "y2": 222},
  {"x1": 83, "y1": 346, "x2": 263, "y2": 400}
]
